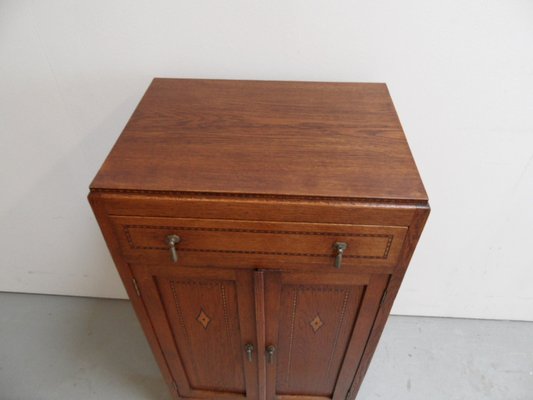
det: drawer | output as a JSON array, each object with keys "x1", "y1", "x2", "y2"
[{"x1": 110, "y1": 216, "x2": 408, "y2": 271}]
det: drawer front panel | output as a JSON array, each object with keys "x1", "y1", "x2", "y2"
[{"x1": 111, "y1": 216, "x2": 407, "y2": 270}]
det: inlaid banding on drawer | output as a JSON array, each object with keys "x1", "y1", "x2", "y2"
[
  {"x1": 123, "y1": 224, "x2": 394, "y2": 260},
  {"x1": 111, "y1": 216, "x2": 407, "y2": 269}
]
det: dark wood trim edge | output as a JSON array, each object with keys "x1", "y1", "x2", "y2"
[{"x1": 89, "y1": 188, "x2": 429, "y2": 206}]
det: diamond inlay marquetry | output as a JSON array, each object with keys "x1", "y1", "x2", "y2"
[
  {"x1": 310, "y1": 314, "x2": 324, "y2": 332},
  {"x1": 196, "y1": 308, "x2": 211, "y2": 329}
]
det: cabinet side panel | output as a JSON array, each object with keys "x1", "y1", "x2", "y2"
[
  {"x1": 345, "y1": 206, "x2": 430, "y2": 399},
  {"x1": 87, "y1": 192, "x2": 179, "y2": 399}
]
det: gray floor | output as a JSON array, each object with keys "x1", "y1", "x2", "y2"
[{"x1": 0, "y1": 293, "x2": 531, "y2": 400}]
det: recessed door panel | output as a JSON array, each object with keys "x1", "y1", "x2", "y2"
[
  {"x1": 276, "y1": 284, "x2": 363, "y2": 396},
  {"x1": 132, "y1": 265, "x2": 258, "y2": 399},
  {"x1": 264, "y1": 272, "x2": 388, "y2": 400}
]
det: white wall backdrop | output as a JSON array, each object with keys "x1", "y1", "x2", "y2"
[{"x1": 1, "y1": 0, "x2": 532, "y2": 321}]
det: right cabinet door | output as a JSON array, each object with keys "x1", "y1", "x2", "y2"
[{"x1": 264, "y1": 271, "x2": 388, "y2": 400}]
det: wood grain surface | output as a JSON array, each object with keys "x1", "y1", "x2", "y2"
[{"x1": 91, "y1": 78, "x2": 427, "y2": 202}]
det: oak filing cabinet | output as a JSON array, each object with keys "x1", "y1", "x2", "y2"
[{"x1": 88, "y1": 78, "x2": 429, "y2": 400}]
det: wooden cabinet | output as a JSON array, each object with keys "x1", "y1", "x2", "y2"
[{"x1": 89, "y1": 78, "x2": 429, "y2": 400}]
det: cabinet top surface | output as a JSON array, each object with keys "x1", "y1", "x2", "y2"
[{"x1": 91, "y1": 78, "x2": 427, "y2": 203}]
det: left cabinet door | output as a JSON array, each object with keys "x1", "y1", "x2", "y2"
[{"x1": 131, "y1": 264, "x2": 259, "y2": 400}]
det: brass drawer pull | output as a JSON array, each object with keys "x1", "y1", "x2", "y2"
[
  {"x1": 245, "y1": 343, "x2": 254, "y2": 362},
  {"x1": 334, "y1": 242, "x2": 348, "y2": 269},
  {"x1": 166, "y1": 235, "x2": 181, "y2": 263},
  {"x1": 266, "y1": 345, "x2": 276, "y2": 364}
]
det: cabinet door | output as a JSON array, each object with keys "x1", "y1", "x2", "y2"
[
  {"x1": 131, "y1": 264, "x2": 258, "y2": 399},
  {"x1": 263, "y1": 271, "x2": 388, "y2": 400}
]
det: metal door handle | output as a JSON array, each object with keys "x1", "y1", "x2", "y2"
[
  {"x1": 166, "y1": 235, "x2": 181, "y2": 263},
  {"x1": 266, "y1": 345, "x2": 276, "y2": 364},
  {"x1": 334, "y1": 242, "x2": 347, "y2": 269},
  {"x1": 245, "y1": 343, "x2": 254, "y2": 362}
]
